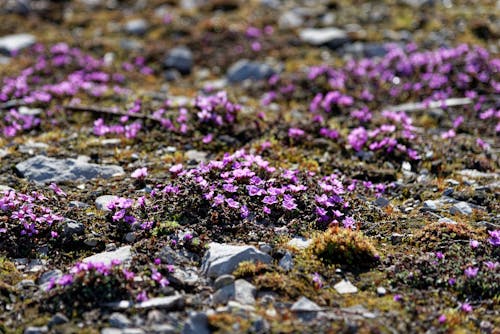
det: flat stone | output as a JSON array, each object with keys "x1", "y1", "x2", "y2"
[
  {"x1": 299, "y1": 27, "x2": 350, "y2": 49},
  {"x1": 101, "y1": 329, "x2": 123, "y2": 334},
  {"x1": 24, "y1": 327, "x2": 48, "y2": 334},
  {"x1": 334, "y1": 280, "x2": 358, "y2": 294},
  {"x1": 201, "y1": 243, "x2": 273, "y2": 278},
  {"x1": 122, "y1": 329, "x2": 145, "y2": 334},
  {"x1": 168, "y1": 267, "x2": 199, "y2": 287},
  {"x1": 83, "y1": 246, "x2": 132, "y2": 266},
  {"x1": 423, "y1": 200, "x2": 443, "y2": 211},
  {"x1": 287, "y1": 237, "x2": 312, "y2": 250},
  {"x1": 136, "y1": 294, "x2": 184, "y2": 310},
  {"x1": 15, "y1": 155, "x2": 124, "y2": 184},
  {"x1": 164, "y1": 47, "x2": 193, "y2": 75},
  {"x1": 450, "y1": 201, "x2": 473, "y2": 215},
  {"x1": 226, "y1": 59, "x2": 275, "y2": 83},
  {"x1": 185, "y1": 150, "x2": 208, "y2": 164},
  {"x1": 182, "y1": 312, "x2": 209, "y2": 334},
  {"x1": 0, "y1": 33, "x2": 36, "y2": 55},
  {"x1": 109, "y1": 313, "x2": 131, "y2": 329},
  {"x1": 291, "y1": 296, "x2": 323, "y2": 312}
]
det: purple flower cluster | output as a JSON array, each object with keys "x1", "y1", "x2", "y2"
[{"x1": 0, "y1": 189, "x2": 63, "y2": 238}]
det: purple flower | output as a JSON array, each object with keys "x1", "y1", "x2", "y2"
[
  {"x1": 122, "y1": 269, "x2": 135, "y2": 281},
  {"x1": 131, "y1": 167, "x2": 148, "y2": 179},
  {"x1": 348, "y1": 127, "x2": 367, "y2": 151},
  {"x1": 136, "y1": 291, "x2": 148, "y2": 302},
  {"x1": 342, "y1": 216, "x2": 356, "y2": 229},
  {"x1": 488, "y1": 230, "x2": 499, "y2": 246},
  {"x1": 469, "y1": 239, "x2": 479, "y2": 249},
  {"x1": 58, "y1": 274, "x2": 74, "y2": 286},
  {"x1": 312, "y1": 272, "x2": 323, "y2": 289},
  {"x1": 169, "y1": 164, "x2": 183, "y2": 174},
  {"x1": 225, "y1": 198, "x2": 240, "y2": 209},
  {"x1": 223, "y1": 183, "x2": 238, "y2": 193},
  {"x1": 49, "y1": 183, "x2": 66, "y2": 197},
  {"x1": 262, "y1": 195, "x2": 278, "y2": 205},
  {"x1": 464, "y1": 267, "x2": 479, "y2": 278},
  {"x1": 438, "y1": 314, "x2": 447, "y2": 324},
  {"x1": 484, "y1": 261, "x2": 498, "y2": 270},
  {"x1": 448, "y1": 278, "x2": 456, "y2": 286},
  {"x1": 393, "y1": 294, "x2": 402, "y2": 302},
  {"x1": 460, "y1": 303, "x2": 472, "y2": 313},
  {"x1": 288, "y1": 127, "x2": 305, "y2": 139},
  {"x1": 282, "y1": 195, "x2": 297, "y2": 211},
  {"x1": 435, "y1": 252, "x2": 444, "y2": 260}
]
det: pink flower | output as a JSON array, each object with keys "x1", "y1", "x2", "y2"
[
  {"x1": 312, "y1": 272, "x2": 323, "y2": 289},
  {"x1": 131, "y1": 167, "x2": 148, "y2": 179},
  {"x1": 288, "y1": 127, "x2": 305, "y2": 139},
  {"x1": 136, "y1": 291, "x2": 148, "y2": 302},
  {"x1": 460, "y1": 303, "x2": 472, "y2": 313},
  {"x1": 169, "y1": 164, "x2": 183, "y2": 174},
  {"x1": 469, "y1": 240, "x2": 479, "y2": 249},
  {"x1": 438, "y1": 314, "x2": 446, "y2": 324},
  {"x1": 49, "y1": 183, "x2": 66, "y2": 197},
  {"x1": 464, "y1": 267, "x2": 479, "y2": 278}
]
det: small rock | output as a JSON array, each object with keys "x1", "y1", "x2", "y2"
[
  {"x1": 24, "y1": 327, "x2": 48, "y2": 334},
  {"x1": 95, "y1": 195, "x2": 118, "y2": 211},
  {"x1": 109, "y1": 313, "x2": 131, "y2": 329},
  {"x1": 168, "y1": 267, "x2": 199, "y2": 287},
  {"x1": 291, "y1": 296, "x2": 323, "y2": 312},
  {"x1": 101, "y1": 329, "x2": 123, "y2": 334},
  {"x1": 226, "y1": 59, "x2": 275, "y2": 83},
  {"x1": 48, "y1": 313, "x2": 69, "y2": 327},
  {"x1": 214, "y1": 274, "x2": 235, "y2": 290},
  {"x1": 17, "y1": 279, "x2": 35, "y2": 289},
  {"x1": 278, "y1": 251, "x2": 293, "y2": 271},
  {"x1": 122, "y1": 329, "x2": 145, "y2": 334},
  {"x1": 258, "y1": 243, "x2": 272, "y2": 254},
  {"x1": 149, "y1": 324, "x2": 176, "y2": 334},
  {"x1": 124, "y1": 19, "x2": 148, "y2": 35},
  {"x1": 69, "y1": 201, "x2": 90, "y2": 209},
  {"x1": 374, "y1": 197, "x2": 390, "y2": 208},
  {"x1": 185, "y1": 150, "x2": 208, "y2": 164},
  {"x1": 299, "y1": 27, "x2": 350, "y2": 49},
  {"x1": 201, "y1": 243, "x2": 273, "y2": 278},
  {"x1": 334, "y1": 280, "x2": 358, "y2": 294},
  {"x1": 18, "y1": 142, "x2": 49, "y2": 155},
  {"x1": 62, "y1": 219, "x2": 85, "y2": 237},
  {"x1": 0, "y1": 33, "x2": 36, "y2": 55},
  {"x1": 450, "y1": 201, "x2": 473, "y2": 215},
  {"x1": 38, "y1": 269, "x2": 62, "y2": 290},
  {"x1": 287, "y1": 237, "x2": 312, "y2": 250},
  {"x1": 83, "y1": 246, "x2": 132, "y2": 267},
  {"x1": 15, "y1": 155, "x2": 124, "y2": 184},
  {"x1": 136, "y1": 294, "x2": 184, "y2": 310},
  {"x1": 376, "y1": 287, "x2": 387, "y2": 296},
  {"x1": 164, "y1": 47, "x2": 193, "y2": 75},
  {"x1": 125, "y1": 232, "x2": 136, "y2": 243},
  {"x1": 278, "y1": 11, "x2": 304, "y2": 29},
  {"x1": 120, "y1": 39, "x2": 143, "y2": 51},
  {"x1": 423, "y1": 200, "x2": 442, "y2": 211},
  {"x1": 438, "y1": 217, "x2": 457, "y2": 224},
  {"x1": 213, "y1": 279, "x2": 256, "y2": 305},
  {"x1": 250, "y1": 316, "x2": 270, "y2": 334},
  {"x1": 182, "y1": 312, "x2": 210, "y2": 334}
]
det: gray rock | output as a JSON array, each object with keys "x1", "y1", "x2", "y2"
[
  {"x1": 201, "y1": 243, "x2": 273, "y2": 278},
  {"x1": 149, "y1": 324, "x2": 176, "y2": 334},
  {"x1": 182, "y1": 312, "x2": 210, "y2": 334},
  {"x1": 291, "y1": 296, "x2": 323, "y2": 312},
  {"x1": 101, "y1": 329, "x2": 123, "y2": 334},
  {"x1": 48, "y1": 313, "x2": 69, "y2": 327},
  {"x1": 24, "y1": 327, "x2": 48, "y2": 334},
  {"x1": 69, "y1": 201, "x2": 90, "y2": 209},
  {"x1": 214, "y1": 274, "x2": 235, "y2": 290},
  {"x1": 258, "y1": 243, "x2": 272, "y2": 254},
  {"x1": 17, "y1": 279, "x2": 36, "y2": 289},
  {"x1": 250, "y1": 316, "x2": 270, "y2": 334},
  {"x1": 83, "y1": 246, "x2": 132, "y2": 266},
  {"x1": 278, "y1": 11, "x2": 304, "y2": 29},
  {"x1": 213, "y1": 279, "x2": 256, "y2": 305},
  {"x1": 136, "y1": 294, "x2": 184, "y2": 310},
  {"x1": 299, "y1": 27, "x2": 350, "y2": 49},
  {"x1": 0, "y1": 33, "x2": 36, "y2": 55},
  {"x1": 226, "y1": 59, "x2": 275, "y2": 83},
  {"x1": 168, "y1": 267, "x2": 199, "y2": 287},
  {"x1": 19, "y1": 142, "x2": 49, "y2": 155},
  {"x1": 374, "y1": 197, "x2": 390, "y2": 208},
  {"x1": 334, "y1": 280, "x2": 358, "y2": 294},
  {"x1": 423, "y1": 200, "x2": 443, "y2": 211},
  {"x1": 376, "y1": 287, "x2": 387, "y2": 296},
  {"x1": 125, "y1": 19, "x2": 148, "y2": 35},
  {"x1": 438, "y1": 217, "x2": 457, "y2": 224},
  {"x1": 95, "y1": 195, "x2": 118, "y2": 211},
  {"x1": 341, "y1": 42, "x2": 388, "y2": 58},
  {"x1": 15, "y1": 155, "x2": 124, "y2": 184},
  {"x1": 62, "y1": 219, "x2": 85, "y2": 237},
  {"x1": 37, "y1": 269, "x2": 62, "y2": 290},
  {"x1": 109, "y1": 313, "x2": 131, "y2": 329},
  {"x1": 287, "y1": 237, "x2": 312, "y2": 250},
  {"x1": 164, "y1": 47, "x2": 193, "y2": 75},
  {"x1": 278, "y1": 251, "x2": 293, "y2": 271},
  {"x1": 122, "y1": 329, "x2": 145, "y2": 334},
  {"x1": 450, "y1": 201, "x2": 473, "y2": 215},
  {"x1": 120, "y1": 39, "x2": 143, "y2": 51},
  {"x1": 185, "y1": 150, "x2": 208, "y2": 164}
]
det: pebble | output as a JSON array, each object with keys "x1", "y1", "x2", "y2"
[
  {"x1": 374, "y1": 197, "x2": 390, "y2": 208},
  {"x1": 287, "y1": 237, "x2": 312, "y2": 250},
  {"x1": 136, "y1": 294, "x2": 185, "y2": 310},
  {"x1": 124, "y1": 19, "x2": 148, "y2": 35},
  {"x1": 334, "y1": 280, "x2": 358, "y2": 294},
  {"x1": 164, "y1": 47, "x2": 193, "y2": 75},
  {"x1": 299, "y1": 27, "x2": 350, "y2": 49},
  {"x1": 182, "y1": 312, "x2": 210, "y2": 334},
  {"x1": 376, "y1": 287, "x2": 387, "y2": 296},
  {"x1": 226, "y1": 59, "x2": 275, "y2": 83},
  {"x1": 24, "y1": 327, "x2": 48, "y2": 334},
  {"x1": 62, "y1": 219, "x2": 85, "y2": 237},
  {"x1": 201, "y1": 243, "x2": 273, "y2": 278},
  {"x1": 149, "y1": 324, "x2": 176, "y2": 334},
  {"x1": 48, "y1": 313, "x2": 69, "y2": 327},
  {"x1": 109, "y1": 313, "x2": 131, "y2": 329},
  {"x1": 0, "y1": 33, "x2": 36, "y2": 55},
  {"x1": 83, "y1": 246, "x2": 132, "y2": 267},
  {"x1": 450, "y1": 201, "x2": 473, "y2": 215},
  {"x1": 278, "y1": 251, "x2": 293, "y2": 271}
]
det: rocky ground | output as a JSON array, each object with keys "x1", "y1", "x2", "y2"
[{"x1": 0, "y1": 0, "x2": 499, "y2": 333}]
